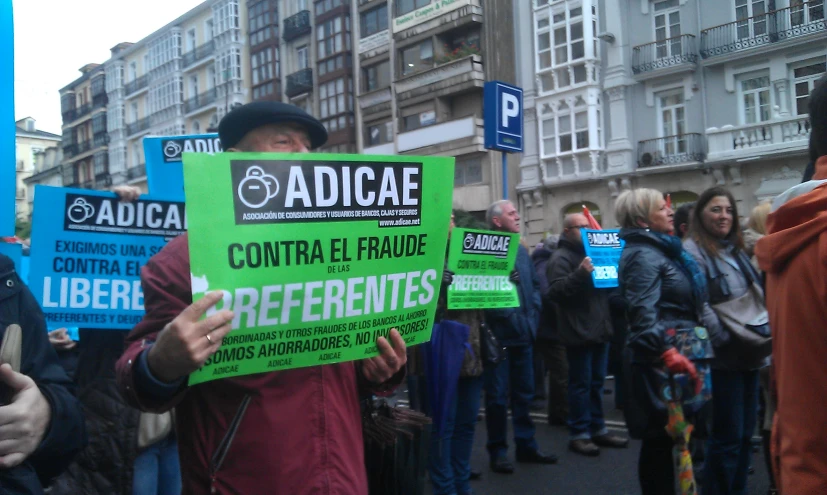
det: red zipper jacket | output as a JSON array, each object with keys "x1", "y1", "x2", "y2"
[{"x1": 115, "y1": 234, "x2": 403, "y2": 495}]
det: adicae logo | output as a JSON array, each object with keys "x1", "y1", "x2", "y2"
[
  {"x1": 463, "y1": 233, "x2": 475, "y2": 249},
  {"x1": 67, "y1": 198, "x2": 95, "y2": 223},
  {"x1": 237, "y1": 165, "x2": 280, "y2": 209},
  {"x1": 163, "y1": 141, "x2": 183, "y2": 158}
]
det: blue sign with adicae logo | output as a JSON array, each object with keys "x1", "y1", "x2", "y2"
[
  {"x1": 484, "y1": 81, "x2": 523, "y2": 153},
  {"x1": 28, "y1": 186, "x2": 186, "y2": 329},
  {"x1": 581, "y1": 229, "x2": 625, "y2": 289},
  {"x1": 0, "y1": 1, "x2": 14, "y2": 236},
  {"x1": 144, "y1": 133, "x2": 221, "y2": 199}
]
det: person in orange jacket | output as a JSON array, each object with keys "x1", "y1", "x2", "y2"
[{"x1": 755, "y1": 74, "x2": 827, "y2": 495}]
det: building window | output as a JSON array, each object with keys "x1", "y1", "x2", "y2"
[
  {"x1": 654, "y1": 0, "x2": 681, "y2": 59},
  {"x1": 322, "y1": 115, "x2": 354, "y2": 134},
  {"x1": 363, "y1": 60, "x2": 390, "y2": 92},
  {"x1": 213, "y1": 0, "x2": 240, "y2": 39},
  {"x1": 402, "y1": 109, "x2": 436, "y2": 131},
  {"x1": 793, "y1": 60, "x2": 826, "y2": 115},
  {"x1": 205, "y1": 19, "x2": 215, "y2": 41},
  {"x1": 187, "y1": 28, "x2": 197, "y2": 52},
  {"x1": 361, "y1": 4, "x2": 388, "y2": 38},
  {"x1": 317, "y1": 15, "x2": 350, "y2": 60},
  {"x1": 252, "y1": 46, "x2": 278, "y2": 85},
  {"x1": 740, "y1": 74, "x2": 771, "y2": 124},
  {"x1": 658, "y1": 91, "x2": 687, "y2": 156},
  {"x1": 249, "y1": 1, "x2": 276, "y2": 46},
  {"x1": 319, "y1": 77, "x2": 350, "y2": 119},
  {"x1": 253, "y1": 81, "x2": 276, "y2": 100},
  {"x1": 192, "y1": 121, "x2": 201, "y2": 134},
  {"x1": 454, "y1": 156, "x2": 483, "y2": 186},
  {"x1": 94, "y1": 152, "x2": 107, "y2": 176},
  {"x1": 318, "y1": 54, "x2": 348, "y2": 77},
  {"x1": 400, "y1": 39, "x2": 433, "y2": 76},
  {"x1": 735, "y1": 0, "x2": 767, "y2": 40},
  {"x1": 540, "y1": 97, "x2": 592, "y2": 156},
  {"x1": 107, "y1": 104, "x2": 124, "y2": 131},
  {"x1": 130, "y1": 102, "x2": 139, "y2": 122},
  {"x1": 298, "y1": 0, "x2": 309, "y2": 12},
  {"x1": 315, "y1": 0, "x2": 345, "y2": 16},
  {"x1": 552, "y1": 6, "x2": 584, "y2": 67},
  {"x1": 396, "y1": 0, "x2": 429, "y2": 17},
  {"x1": 365, "y1": 121, "x2": 393, "y2": 146},
  {"x1": 92, "y1": 113, "x2": 106, "y2": 134},
  {"x1": 129, "y1": 62, "x2": 138, "y2": 82},
  {"x1": 297, "y1": 45, "x2": 309, "y2": 70}
]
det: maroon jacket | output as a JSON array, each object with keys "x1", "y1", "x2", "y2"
[{"x1": 115, "y1": 234, "x2": 402, "y2": 495}]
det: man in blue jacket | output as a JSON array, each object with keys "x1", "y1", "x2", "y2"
[
  {"x1": 483, "y1": 200, "x2": 558, "y2": 474},
  {"x1": 0, "y1": 253, "x2": 86, "y2": 494}
]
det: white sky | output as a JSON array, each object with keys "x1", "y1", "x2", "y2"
[{"x1": 13, "y1": 0, "x2": 204, "y2": 135}]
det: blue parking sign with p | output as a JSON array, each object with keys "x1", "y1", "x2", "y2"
[{"x1": 484, "y1": 81, "x2": 523, "y2": 153}]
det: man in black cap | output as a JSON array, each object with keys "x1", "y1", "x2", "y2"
[{"x1": 114, "y1": 102, "x2": 407, "y2": 495}]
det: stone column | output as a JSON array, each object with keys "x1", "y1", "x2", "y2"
[{"x1": 774, "y1": 79, "x2": 790, "y2": 118}]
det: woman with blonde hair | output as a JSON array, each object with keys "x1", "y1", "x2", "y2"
[
  {"x1": 615, "y1": 188, "x2": 723, "y2": 494},
  {"x1": 743, "y1": 202, "x2": 771, "y2": 263}
]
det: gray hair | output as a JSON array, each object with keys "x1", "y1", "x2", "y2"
[
  {"x1": 486, "y1": 200, "x2": 512, "y2": 228},
  {"x1": 543, "y1": 234, "x2": 560, "y2": 250},
  {"x1": 614, "y1": 188, "x2": 665, "y2": 228}
]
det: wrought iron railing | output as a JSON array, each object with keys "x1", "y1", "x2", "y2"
[
  {"x1": 701, "y1": 1, "x2": 825, "y2": 58},
  {"x1": 185, "y1": 88, "x2": 218, "y2": 113},
  {"x1": 93, "y1": 133, "x2": 108, "y2": 148},
  {"x1": 632, "y1": 34, "x2": 698, "y2": 74},
  {"x1": 127, "y1": 163, "x2": 146, "y2": 180},
  {"x1": 637, "y1": 133, "x2": 706, "y2": 168},
  {"x1": 126, "y1": 117, "x2": 150, "y2": 136},
  {"x1": 125, "y1": 75, "x2": 149, "y2": 95},
  {"x1": 284, "y1": 10, "x2": 311, "y2": 41},
  {"x1": 183, "y1": 40, "x2": 216, "y2": 67},
  {"x1": 286, "y1": 68, "x2": 313, "y2": 97},
  {"x1": 77, "y1": 141, "x2": 91, "y2": 154},
  {"x1": 75, "y1": 103, "x2": 91, "y2": 119}
]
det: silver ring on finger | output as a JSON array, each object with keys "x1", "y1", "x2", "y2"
[{"x1": 206, "y1": 333, "x2": 213, "y2": 344}]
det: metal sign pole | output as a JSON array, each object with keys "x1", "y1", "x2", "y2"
[{"x1": 502, "y1": 151, "x2": 508, "y2": 199}]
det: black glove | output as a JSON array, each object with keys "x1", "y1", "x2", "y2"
[
  {"x1": 509, "y1": 269, "x2": 520, "y2": 284},
  {"x1": 442, "y1": 269, "x2": 455, "y2": 286}
]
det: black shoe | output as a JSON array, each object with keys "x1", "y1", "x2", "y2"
[
  {"x1": 568, "y1": 439, "x2": 600, "y2": 457},
  {"x1": 515, "y1": 449, "x2": 559, "y2": 464},
  {"x1": 592, "y1": 433, "x2": 629, "y2": 449},
  {"x1": 469, "y1": 469, "x2": 482, "y2": 480},
  {"x1": 490, "y1": 457, "x2": 514, "y2": 474}
]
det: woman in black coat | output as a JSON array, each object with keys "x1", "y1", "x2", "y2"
[{"x1": 615, "y1": 188, "x2": 726, "y2": 495}]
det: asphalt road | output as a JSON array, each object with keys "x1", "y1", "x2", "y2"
[{"x1": 401, "y1": 378, "x2": 771, "y2": 495}]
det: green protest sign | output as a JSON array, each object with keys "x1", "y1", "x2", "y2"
[
  {"x1": 445, "y1": 228, "x2": 520, "y2": 309},
  {"x1": 183, "y1": 152, "x2": 454, "y2": 385}
]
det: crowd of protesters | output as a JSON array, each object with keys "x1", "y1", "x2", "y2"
[{"x1": 0, "y1": 73, "x2": 824, "y2": 495}]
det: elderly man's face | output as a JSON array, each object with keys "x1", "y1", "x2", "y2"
[
  {"x1": 231, "y1": 123, "x2": 311, "y2": 153},
  {"x1": 493, "y1": 202, "x2": 520, "y2": 233}
]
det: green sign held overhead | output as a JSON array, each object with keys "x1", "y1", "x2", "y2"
[
  {"x1": 446, "y1": 228, "x2": 520, "y2": 310},
  {"x1": 183, "y1": 152, "x2": 454, "y2": 385}
]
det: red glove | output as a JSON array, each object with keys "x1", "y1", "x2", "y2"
[{"x1": 661, "y1": 348, "x2": 702, "y2": 396}]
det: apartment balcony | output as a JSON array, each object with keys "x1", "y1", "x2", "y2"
[
  {"x1": 632, "y1": 35, "x2": 698, "y2": 80},
  {"x1": 637, "y1": 133, "x2": 706, "y2": 168},
  {"x1": 81, "y1": 180, "x2": 94, "y2": 190},
  {"x1": 185, "y1": 88, "x2": 218, "y2": 114},
  {"x1": 125, "y1": 75, "x2": 149, "y2": 96},
  {"x1": 285, "y1": 68, "x2": 313, "y2": 97},
  {"x1": 92, "y1": 93, "x2": 108, "y2": 109},
  {"x1": 126, "y1": 163, "x2": 146, "y2": 181},
  {"x1": 397, "y1": 116, "x2": 483, "y2": 153},
  {"x1": 283, "y1": 10, "x2": 311, "y2": 41},
  {"x1": 183, "y1": 40, "x2": 216, "y2": 69},
  {"x1": 77, "y1": 141, "x2": 92, "y2": 155},
  {"x1": 75, "y1": 103, "x2": 92, "y2": 119},
  {"x1": 93, "y1": 133, "x2": 109, "y2": 148},
  {"x1": 395, "y1": 55, "x2": 484, "y2": 103},
  {"x1": 706, "y1": 115, "x2": 810, "y2": 162},
  {"x1": 126, "y1": 117, "x2": 150, "y2": 136},
  {"x1": 700, "y1": 1, "x2": 825, "y2": 61},
  {"x1": 61, "y1": 108, "x2": 77, "y2": 123},
  {"x1": 96, "y1": 172, "x2": 112, "y2": 187},
  {"x1": 63, "y1": 143, "x2": 77, "y2": 158}
]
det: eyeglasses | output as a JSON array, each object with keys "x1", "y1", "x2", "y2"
[{"x1": 568, "y1": 225, "x2": 591, "y2": 229}]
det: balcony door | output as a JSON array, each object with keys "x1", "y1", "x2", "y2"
[
  {"x1": 658, "y1": 92, "x2": 687, "y2": 159},
  {"x1": 789, "y1": 0, "x2": 825, "y2": 28},
  {"x1": 654, "y1": 0, "x2": 681, "y2": 59},
  {"x1": 735, "y1": 0, "x2": 769, "y2": 40}
]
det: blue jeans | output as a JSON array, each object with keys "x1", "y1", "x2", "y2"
[
  {"x1": 566, "y1": 343, "x2": 609, "y2": 440},
  {"x1": 428, "y1": 376, "x2": 483, "y2": 495},
  {"x1": 484, "y1": 345, "x2": 538, "y2": 459},
  {"x1": 704, "y1": 369, "x2": 759, "y2": 495},
  {"x1": 133, "y1": 434, "x2": 182, "y2": 495}
]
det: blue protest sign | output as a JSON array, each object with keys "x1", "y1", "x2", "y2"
[
  {"x1": 581, "y1": 229, "x2": 624, "y2": 289},
  {"x1": 0, "y1": 1, "x2": 14, "y2": 236},
  {"x1": 144, "y1": 133, "x2": 221, "y2": 199},
  {"x1": 484, "y1": 81, "x2": 523, "y2": 153},
  {"x1": 0, "y1": 242, "x2": 22, "y2": 275},
  {"x1": 28, "y1": 186, "x2": 186, "y2": 329}
]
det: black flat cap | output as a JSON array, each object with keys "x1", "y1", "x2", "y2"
[{"x1": 218, "y1": 101, "x2": 328, "y2": 150}]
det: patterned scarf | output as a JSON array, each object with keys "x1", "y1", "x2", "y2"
[{"x1": 648, "y1": 230, "x2": 708, "y2": 306}]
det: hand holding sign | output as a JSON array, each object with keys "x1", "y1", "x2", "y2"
[
  {"x1": 147, "y1": 292, "x2": 234, "y2": 383},
  {"x1": 361, "y1": 329, "x2": 407, "y2": 385},
  {"x1": 579, "y1": 257, "x2": 595, "y2": 274},
  {"x1": 0, "y1": 364, "x2": 52, "y2": 468}
]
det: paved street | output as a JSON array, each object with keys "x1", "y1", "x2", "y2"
[{"x1": 400, "y1": 378, "x2": 771, "y2": 495}]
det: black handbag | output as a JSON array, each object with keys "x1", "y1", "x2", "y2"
[{"x1": 479, "y1": 321, "x2": 506, "y2": 367}]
